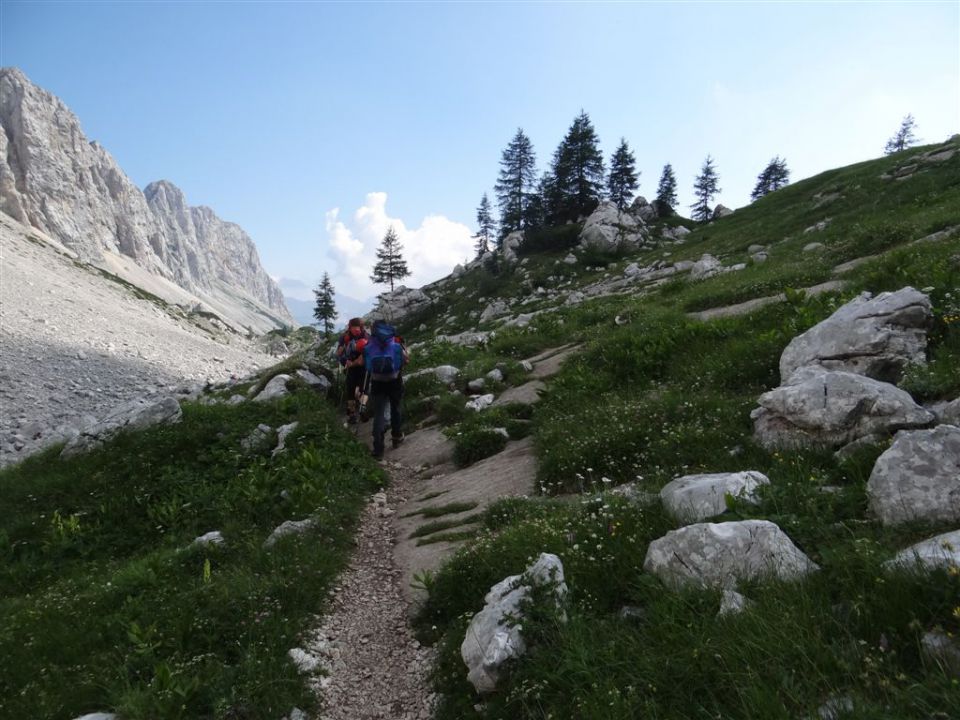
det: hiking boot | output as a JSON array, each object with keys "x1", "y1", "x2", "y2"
[
  {"x1": 347, "y1": 414, "x2": 358, "y2": 425},
  {"x1": 371, "y1": 449, "x2": 384, "y2": 461},
  {"x1": 391, "y1": 433, "x2": 405, "y2": 449}
]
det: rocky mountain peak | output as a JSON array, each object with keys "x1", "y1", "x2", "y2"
[{"x1": 0, "y1": 67, "x2": 292, "y2": 329}]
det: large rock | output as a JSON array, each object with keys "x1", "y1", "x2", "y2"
[
  {"x1": 369, "y1": 285, "x2": 432, "y2": 324},
  {"x1": 629, "y1": 196, "x2": 657, "y2": 222},
  {"x1": 643, "y1": 520, "x2": 818, "y2": 589},
  {"x1": 461, "y1": 553, "x2": 567, "y2": 694},
  {"x1": 579, "y1": 200, "x2": 645, "y2": 251},
  {"x1": 501, "y1": 231, "x2": 524, "y2": 263},
  {"x1": 779, "y1": 287, "x2": 932, "y2": 383},
  {"x1": 659, "y1": 471, "x2": 770, "y2": 523},
  {"x1": 712, "y1": 204, "x2": 734, "y2": 219},
  {"x1": 253, "y1": 374, "x2": 292, "y2": 402},
  {"x1": 752, "y1": 367, "x2": 934, "y2": 449},
  {"x1": 61, "y1": 396, "x2": 182, "y2": 457},
  {"x1": 885, "y1": 529, "x2": 960, "y2": 572},
  {"x1": 0, "y1": 69, "x2": 291, "y2": 328},
  {"x1": 866, "y1": 425, "x2": 960, "y2": 525},
  {"x1": 406, "y1": 365, "x2": 460, "y2": 385},
  {"x1": 479, "y1": 299, "x2": 510, "y2": 324},
  {"x1": 689, "y1": 254, "x2": 723, "y2": 280},
  {"x1": 434, "y1": 330, "x2": 492, "y2": 347},
  {"x1": 263, "y1": 518, "x2": 318, "y2": 549}
]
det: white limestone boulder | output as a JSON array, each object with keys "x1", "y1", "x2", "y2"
[
  {"x1": 461, "y1": 553, "x2": 567, "y2": 694},
  {"x1": 779, "y1": 287, "x2": 932, "y2": 383},
  {"x1": 480, "y1": 300, "x2": 510, "y2": 324},
  {"x1": 689, "y1": 254, "x2": 723, "y2": 280},
  {"x1": 253, "y1": 374, "x2": 292, "y2": 402},
  {"x1": 369, "y1": 285, "x2": 432, "y2": 323},
  {"x1": 752, "y1": 367, "x2": 934, "y2": 449},
  {"x1": 885, "y1": 529, "x2": 960, "y2": 572},
  {"x1": 643, "y1": 520, "x2": 819, "y2": 589},
  {"x1": 263, "y1": 518, "x2": 318, "y2": 549},
  {"x1": 501, "y1": 231, "x2": 524, "y2": 264},
  {"x1": 465, "y1": 394, "x2": 495, "y2": 412},
  {"x1": 659, "y1": 471, "x2": 770, "y2": 523},
  {"x1": 579, "y1": 200, "x2": 645, "y2": 251},
  {"x1": 867, "y1": 425, "x2": 960, "y2": 525},
  {"x1": 61, "y1": 396, "x2": 182, "y2": 457}
]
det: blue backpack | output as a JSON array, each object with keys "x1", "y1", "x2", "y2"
[{"x1": 368, "y1": 323, "x2": 402, "y2": 380}]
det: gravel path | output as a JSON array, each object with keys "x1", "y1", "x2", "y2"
[{"x1": 306, "y1": 463, "x2": 436, "y2": 720}]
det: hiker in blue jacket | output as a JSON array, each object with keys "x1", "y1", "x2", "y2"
[{"x1": 363, "y1": 319, "x2": 409, "y2": 460}]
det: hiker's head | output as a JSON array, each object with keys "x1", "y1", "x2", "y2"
[{"x1": 348, "y1": 317, "x2": 364, "y2": 336}]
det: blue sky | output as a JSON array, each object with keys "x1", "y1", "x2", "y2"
[{"x1": 2, "y1": 1, "x2": 958, "y2": 314}]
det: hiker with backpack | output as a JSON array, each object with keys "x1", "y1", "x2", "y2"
[
  {"x1": 363, "y1": 319, "x2": 409, "y2": 460},
  {"x1": 336, "y1": 317, "x2": 369, "y2": 425}
]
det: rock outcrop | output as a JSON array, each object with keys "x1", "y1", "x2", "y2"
[
  {"x1": 0, "y1": 67, "x2": 291, "y2": 329},
  {"x1": 886, "y1": 529, "x2": 960, "y2": 572},
  {"x1": 779, "y1": 288, "x2": 932, "y2": 383},
  {"x1": 60, "y1": 396, "x2": 183, "y2": 457},
  {"x1": 579, "y1": 200, "x2": 647, "y2": 251},
  {"x1": 369, "y1": 286, "x2": 432, "y2": 323},
  {"x1": 659, "y1": 471, "x2": 769, "y2": 523}
]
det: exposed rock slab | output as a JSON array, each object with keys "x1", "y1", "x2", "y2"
[
  {"x1": 61, "y1": 396, "x2": 182, "y2": 457},
  {"x1": 492, "y1": 380, "x2": 546, "y2": 407},
  {"x1": 867, "y1": 425, "x2": 960, "y2": 525},
  {"x1": 643, "y1": 520, "x2": 819, "y2": 589},
  {"x1": 389, "y1": 426, "x2": 455, "y2": 468},
  {"x1": 752, "y1": 367, "x2": 934, "y2": 449},
  {"x1": 779, "y1": 287, "x2": 932, "y2": 383}
]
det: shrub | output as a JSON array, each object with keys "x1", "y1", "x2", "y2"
[{"x1": 452, "y1": 427, "x2": 508, "y2": 467}]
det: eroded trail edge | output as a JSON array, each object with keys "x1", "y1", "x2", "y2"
[{"x1": 306, "y1": 464, "x2": 436, "y2": 720}]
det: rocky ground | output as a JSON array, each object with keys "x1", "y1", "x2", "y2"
[
  {"x1": 306, "y1": 464, "x2": 436, "y2": 720},
  {"x1": 0, "y1": 212, "x2": 276, "y2": 467}
]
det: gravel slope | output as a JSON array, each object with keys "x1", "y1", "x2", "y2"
[{"x1": 0, "y1": 212, "x2": 276, "y2": 467}]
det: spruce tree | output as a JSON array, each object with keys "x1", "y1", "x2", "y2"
[
  {"x1": 884, "y1": 114, "x2": 919, "y2": 154},
  {"x1": 474, "y1": 193, "x2": 496, "y2": 257},
  {"x1": 607, "y1": 138, "x2": 639, "y2": 211},
  {"x1": 312, "y1": 272, "x2": 337, "y2": 336},
  {"x1": 370, "y1": 225, "x2": 410, "y2": 292},
  {"x1": 750, "y1": 156, "x2": 790, "y2": 201},
  {"x1": 654, "y1": 163, "x2": 678, "y2": 216},
  {"x1": 549, "y1": 110, "x2": 605, "y2": 223},
  {"x1": 494, "y1": 128, "x2": 537, "y2": 237},
  {"x1": 691, "y1": 155, "x2": 721, "y2": 223}
]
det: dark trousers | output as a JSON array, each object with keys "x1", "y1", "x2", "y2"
[
  {"x1": 371, "y1": 377, "x2": 403, "y2": 453},
  {"x1": 346, "y1": 367, "x2": 366, "y2": 402}
]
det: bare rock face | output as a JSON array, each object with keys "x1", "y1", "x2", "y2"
[
  {"x1": 643, "y1": 520, "x2": 818, "y2": 589},
  {"x1": 779, "y1": 288, "x2": 932, "y2": 383},
  {"x1": 867, "y1": 425, "x2": 960, "y2": 526},
  {"x1": 0, "y1": 67, "x2": 291, "y2": 326},
  {"x1": 752, "y1": 367, "x2": 934, "y2": 449},
  {"x1": 885, "y1": 529, "x2": 960, "y2": 572}
]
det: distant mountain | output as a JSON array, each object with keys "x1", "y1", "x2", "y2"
[{"x1": 0, "y1": 67, "x2": 292, "y2": 332}]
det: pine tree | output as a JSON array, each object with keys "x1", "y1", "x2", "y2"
[
  {"x1": 654, "y1": 163, "x2": 678, "y2": 216},
  {"x1": 750, "y1": 156, "x2": 791, "y2": 201},
  {"x1": 370, "y1": 225, "x2": 410, "y2": 292},
  {"x1": 494, "y1": 128, "x2": 538, "y2": 237},
  {"x1": 474, "y1": 193, "x2": 496, "y2": 257},
  {"x1": 884, "y1": 114, "x2": 919, "y2": 154},
  {"x1": 691, "y1": 155, "x2": 721, "y2": 223},
  {"x1": 549, "y1": 111, "x2": 605, "y2": 222},
  {"x1": 312, "y1": 272, "x2": 337, "y2": 336},
  {"x1": 607, "y1": 138, "x2": 639, "y2": 211}
]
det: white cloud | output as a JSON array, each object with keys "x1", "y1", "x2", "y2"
[{"x1": 325, "y1": 192, "x2": 475, "y2": 302}]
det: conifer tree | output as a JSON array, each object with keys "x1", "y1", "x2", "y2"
[
  {"x1": 607, "y1": 138, "x2": 639, "y2": 211},
  {"x1": 312, "y1": 272, "x2": 337, "y2": 336},
  {"x1": 370, "y1": 225, "x2": 410, "y2": 292},
  {"x1": 884, "y1": 114, "x2": 919, "y2": 154},
  {"x1": 691, "y1": 155, "x2": 721, "y2": 223},
  {"x1": 474, "y1": 193, "x2": 496, "y2": 257},
  {"x1": 549, "y1": 110, "x2": 605, "y2": 223},
  {"x1": 654, "y1": 163, "x2": 678, "y2": 215},
  {"x1": 750, "y1": 156, "x2": 791, "y2": 201},
  {"x1": 494, "y1": 128, "x2": 538, "y2": 236}
]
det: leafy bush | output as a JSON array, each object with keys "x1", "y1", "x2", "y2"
[{"x1": 452, "y1": 427, "x2": 509, "y2": 467}]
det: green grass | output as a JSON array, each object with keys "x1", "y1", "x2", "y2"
[
  {"x1": 410, "y1": 514, "x2": 483, "y2": 539},
  {"x1": 416, "y1": 530, "x2": 480, "y2": 547},
  {"x1": 404, "y1": 139, "x2": 960, "y2": 720},
  {"x1": 404, "y1": 501, "x2": 480, "y2": 519},
  {"x1": 0, "y1": 390, "x2": 382, "y2": 719}
]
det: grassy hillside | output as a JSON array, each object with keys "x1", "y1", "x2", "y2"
[
  {"x1": 0, "y1": 383, "x2": 382, "y2": 718},
  {"x1": 397, "y1": 139, "x2": 960, "y2": 719}
]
